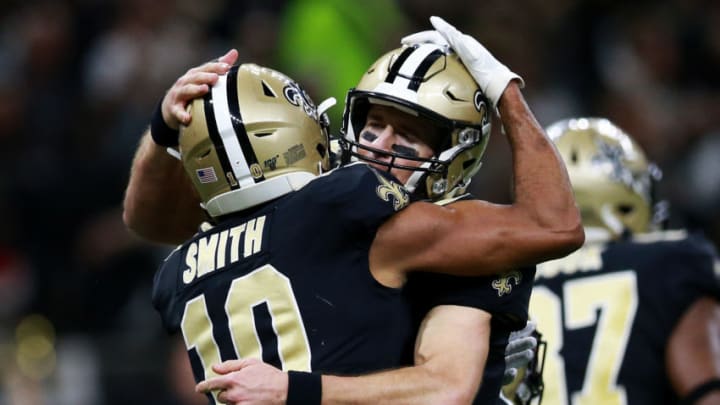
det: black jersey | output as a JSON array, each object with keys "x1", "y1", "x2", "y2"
[
  {"x1": 152, "y1": 163, "x2": 414, "y2": 388},
  {"x1": 530, "y1": 230, "x2": 720, "y2": 405},
  {"x1": 404, "y1": 194, "x2": 537, "y2": 405}
]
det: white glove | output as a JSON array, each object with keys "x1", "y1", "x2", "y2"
[
  {"x1": 503, "y1": 320, "x2": 537, "y2": 385},
  {"x1": 402, "y1": 16, "x2": 524, "y2": 108}
]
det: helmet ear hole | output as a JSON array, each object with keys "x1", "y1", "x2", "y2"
[
  {"x1": 445, "y1": 90, "x2": 463, "y2": 101},
  {"x1": 618, "y1": 204, "x2": 634, "y2": 215},
  {"x1": 570, "y1": 149, "x2": 579, "y2": 164},
  {"x1": 261, "y1": 81, "x2": 276, "y2": 97}
]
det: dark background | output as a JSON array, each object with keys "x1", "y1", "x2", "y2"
[{"x1": 1, "y1": 0, "x2": 718, "y2": 403}]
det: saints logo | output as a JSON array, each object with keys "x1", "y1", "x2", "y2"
[
  {"x1": 283, "y1": 82, "x2": 317, "y2": 120},
  {"x1": 492, "y1": 270, "x2": 522, "y2": 297},
  {"x1": 594, "y1": 139, "x2": 651, "y2": 201},
  {"x1": 374, "y1": 172, "x2": 409, "y2": 211}
]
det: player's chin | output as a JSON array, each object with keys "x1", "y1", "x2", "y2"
[
  {"x1": 370, "y1": 162, "x2": 393, "y2": 172},
  {"x1": 358, "y1": 157, "x2": 391, "y2": 173}
]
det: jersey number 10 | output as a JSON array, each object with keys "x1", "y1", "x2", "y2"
[{"x1": 180, "y1": 264, "x2": 312, "y2": 388}]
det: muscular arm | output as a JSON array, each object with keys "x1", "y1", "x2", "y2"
[
  {"x1": 122, "y1": 50, "x2": 238, "y2": 244},
  {"x1": 499, "y1": 83, "x2": 579, "y2": 234},
  {"x1": 322, "y1": 306, "x2": 489, "y2": 405},
  {"x1": 372, "y1": 83, "x2": 583, "y2": 284},
  {"x1": 122, "y1": 132, "x2": 204, "y2": 244},
  {"x1": 666, "y1": 297, "x2": 720, "y2": 405},
  {"x1": 197, "y1": 306, "x2": 490, "y2": 405}
]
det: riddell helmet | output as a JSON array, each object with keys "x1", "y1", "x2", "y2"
[
  {"x1": 340, "y1": 44, "x2": 491, "y2": 200},
  {"x1": 546, "y1": 117, "x2": 664, "y2": 238},
  {"x1": 179, "y1": 64, "x2": 331, "y2": 218}
]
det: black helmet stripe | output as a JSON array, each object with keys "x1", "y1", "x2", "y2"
[
  {"x1": 385, "y1": 46, "x2": 415, "y2": 83},
  {"x1": 203, "y1": 93, "x2": 240, "y2": 190},
  {"x1": 226, "y1": 66, "x2": 265, "y2": 182},
  {"x1": 205, "y1": 67, "x2": 265, "y2": 190},
  {"x1": 384, "y1": 44, "x2": 444, "y2": 91},
  {"x1": 409, "y1": 49, "x2": 443, "y2": 90}
]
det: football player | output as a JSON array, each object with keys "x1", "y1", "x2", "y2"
[
  {"x1": 188, "y1": 17, "x2": 552, "y2": 405},
  {"x1": 528, "y1": 117, "x2": 720, "y2": 405},
  {"x1": 124, "y1": 17, "x2": 581, "y2": 405}
]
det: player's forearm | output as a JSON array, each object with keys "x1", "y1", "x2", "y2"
[
  {"x1": 667, "y1": 297, "x2": 720, "y2": 405},
  {"x1": 322, "y1": 306, "x2": 487, "y2": 405},
  {"x1": 122, "y1": 131, "x2": 204, "y2": 244},
  {"x1": 498, "y1": 82, "x2": 583, "y2": 252},
  {"x1": 321, "y1": 366, "x2": 472, "y2": 405}
]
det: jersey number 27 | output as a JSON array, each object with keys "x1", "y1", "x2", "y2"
[{"x1": 531, "y1": 271, "x2": 638, "y2": 405}]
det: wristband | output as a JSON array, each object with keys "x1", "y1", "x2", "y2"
[
  {"x1": 150, "y1": 101, "x2": 180, "y2": 147},
  {"x1": 681, "y1": 379, "x2": 720, "y2": 405},
  {"x1": 287, "y1": 371, "x2": 322, "y2": 405}
]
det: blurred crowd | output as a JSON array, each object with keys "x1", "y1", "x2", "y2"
[{"x1": 0, "y1": 0, "x2": 718, "y2": 403}]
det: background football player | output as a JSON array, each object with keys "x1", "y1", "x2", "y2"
[{"x1": 528, "y1": 117, "x2": 720, "y2": 405}]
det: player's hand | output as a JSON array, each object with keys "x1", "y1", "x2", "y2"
[
  {"x1": 405, "y1": 16, "x2": 523, "y2": 107},
  {"x1": 161, "y1": 49, "x2": 238, "y2": 130},
  {"x1": 195, "y1": 358, "x2": 288, "y2": 405},
  {"x1": 503, "y1": 320, "x2": 537, "y2": 385}
]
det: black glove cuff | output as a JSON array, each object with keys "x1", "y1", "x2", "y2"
[
  {"x1": 287, "y1": 371, "x2": 321, "y2": 405},
  {"x1": 150, "y1": 101, "x2": 179, "y2": 147},
  {"x1": 681, "y1": 379, "x2": 720, "y2": 405}
]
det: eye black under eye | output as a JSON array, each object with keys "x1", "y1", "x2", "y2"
[
  {"x1": 391, "y1": 144, "x2": 419, "y2": 157},
  {"x1": 361, "y1": 131, "x2": 378, "y2": 142}
]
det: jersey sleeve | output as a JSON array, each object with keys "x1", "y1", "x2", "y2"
[
  {"x1": 405, "y1": 266, "x2": 536, "y2": 331},
  {"x1": 473, "y1": 324, "x2": 512, "y2": 404},
  {"x1": 151, "y1": 247, "x2": 184, "y2": 333},
  {"x1": 302, "y1": 163, "x2": 411, "y2": 238},
  {"x1": 405, "y1": 193, "x2": 536, "y2": 331},
  {"x1": 645, "y1": 234, "x2": 720, "y2": 327}
]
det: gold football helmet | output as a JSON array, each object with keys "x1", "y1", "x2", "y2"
[
  {"x1": 546, "y1": 117, "x2": 663, "y2": 238},
  {"x1": 340, "y1": 44, "x2": 491, "y2": 200},
  {"x1": 179, "y1": 64, "x2": 331, "y2": 218}
]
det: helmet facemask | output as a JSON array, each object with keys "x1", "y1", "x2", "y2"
[{"x1": 339, "y1": 44, "x2": 491, "y2": 200}]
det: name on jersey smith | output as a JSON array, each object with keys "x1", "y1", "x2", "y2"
[{"x1": 183, "y1": 216, "x2": 266, "y2": 284}]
